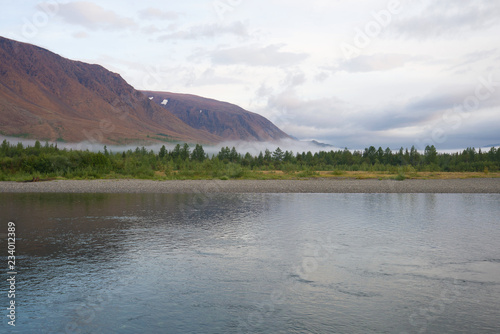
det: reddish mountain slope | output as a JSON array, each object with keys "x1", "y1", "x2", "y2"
[
  {"x1": 142, "y1": 91, "x2": 291, "y2": 142},
  {"x1": 0, "y1": 36, "x2": 220, "y2": 144}
]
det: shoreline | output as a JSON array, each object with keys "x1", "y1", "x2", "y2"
[{"x1": 1, "y1": 178, "x2": 500, "y2": 193}]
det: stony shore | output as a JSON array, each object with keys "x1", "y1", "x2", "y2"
[{"x1": 1, "y1": 178, "x2": 500, "y2": 193}]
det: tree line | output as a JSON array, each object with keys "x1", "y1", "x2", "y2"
[{"x1": 0, "y1": 139, "x2": 499, "y2": 180}]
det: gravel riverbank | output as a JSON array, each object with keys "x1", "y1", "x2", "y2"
[{"x1": 1, "y1": 178, "x2": 500, "y2": 193}]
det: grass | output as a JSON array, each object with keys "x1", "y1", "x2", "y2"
[
  {"x1": 313, "y1": 170, "x2": 500, "y2": 180},
  {"x1": 394, "y1": 171, "x2": 406, "y2": 181},
  {"x1": 2, "y1": 169, "x2": 500, "y2": 182},
  {"x1": 241, "y1": 170, "x2": 500, "y2": 180}
]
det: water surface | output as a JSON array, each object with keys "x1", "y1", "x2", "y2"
[{"x1": 1, "y1": 193, "x2": 499, "y2": 333}]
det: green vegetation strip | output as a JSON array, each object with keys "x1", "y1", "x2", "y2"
[{"x1": 0, "y1": 140, "x2": 499, "y2": 181}]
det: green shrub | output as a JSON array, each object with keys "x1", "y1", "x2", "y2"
[{"x1": 394, "y1": 169, "x2": 406, "y2": 181}]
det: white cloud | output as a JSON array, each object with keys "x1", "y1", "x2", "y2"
[
  {"x1": 211, "y1": 44, "x2": 309, "y2": 67},
  {"x1": 50, "y1": 1, "x2": 136, "y2": 31},
  {"x1": 157, "y1": 21, "x2": 248, "y2": 41},
  {"x1": 315, "y1": 72, "x2": 329, "y2": 82},
  {"x1": 282, "y1": 70, "x2": 307, "y2": 87},
  {"x1": 445, "y1": 48, "x2": 498, "y2": 74},
  {"x1": 393, "y1": 0, "x2": 500, "y2": 39},
  {"x1": 253, "y1": 75, "x2": 500, "y2": 149},
  {"x1": 141, "y1": 24, "x2": 161, "y2": 34},
  {"x1": 186, "y1": 68, "x2": 243, "y2": 87},
  {"x1": 336, "y1": 53, "x2": 422, "y2": 73},
  {"x1": 72, "y1": 31, "x2": 88, "y2": 39},
  {"x1": 138, "y1": 8, "x2": 180, "y2": 21}
]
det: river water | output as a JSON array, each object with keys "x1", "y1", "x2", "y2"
[{"x1": 1, "y1": 193, "x2": 499, "y2": 333}]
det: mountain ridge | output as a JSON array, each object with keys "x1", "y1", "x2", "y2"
[
  {"x1": 0, "y1": 36, "x2": 290, "y2": 144},
  {"x1": 0, "y1": 36, "x2": 221, "y2": 144},
  {"x1": 142, "y1": 91, "x2": 291, "y2": 142}
]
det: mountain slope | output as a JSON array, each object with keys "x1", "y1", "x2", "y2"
[
  {"x1": 0, "y1": 36, "x2": 221, "y2": 144},
  {"x1": 142, "y1": 91, "x2": 291, "y2": 142}
]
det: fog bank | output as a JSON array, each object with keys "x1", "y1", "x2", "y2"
[{"x1": 1, "y1": 136, "x2": 496, "y2": 156}]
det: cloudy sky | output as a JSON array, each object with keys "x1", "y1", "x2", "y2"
[{"x1": 1, "y1": 0, "x2": 499, "y2": 150}]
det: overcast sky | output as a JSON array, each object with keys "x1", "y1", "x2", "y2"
[{"x1": 1, "y1": 0, "x2": 499, "y2": 150}]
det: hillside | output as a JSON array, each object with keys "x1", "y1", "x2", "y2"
[
  {"x1": 142, "y1": 91, "x2": 291, "y2": 142},
  {"x1": 0, "y1": 36, "x2": 221, "y2": 144}
]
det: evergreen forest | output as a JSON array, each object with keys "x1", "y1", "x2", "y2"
[{"x1": 1, "y1": 139, "x2": 499, "y2": 181}]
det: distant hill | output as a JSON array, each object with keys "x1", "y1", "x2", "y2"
[
  {"x1": 142, "y1": 91, "x2": 292, "y2": 142},
  {"x1": 0, "y1": 36, "x2": 290, "y2": 144},
  {"x1": 309, "y1": 140, "x2": 334, "y2": 148}
]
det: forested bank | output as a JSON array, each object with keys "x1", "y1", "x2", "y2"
[{"x1": 1, "y1": 140, "x2": 499, "y2": 181}]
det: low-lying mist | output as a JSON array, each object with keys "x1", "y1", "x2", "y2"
[
  {"x1": 1, "y1": 136, "x2": 492, "y2": 156},
  {"x1": 0, "y1": 136, "x2": 340, "y2": 156}
]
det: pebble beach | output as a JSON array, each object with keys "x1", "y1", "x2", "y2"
[{"x1": 1, "y1": 178, "x2": 500, "y2": 193}]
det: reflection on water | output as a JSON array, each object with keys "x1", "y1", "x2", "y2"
[{"x1": 0, "y1": 193, "x2": 499, "y2": 333}]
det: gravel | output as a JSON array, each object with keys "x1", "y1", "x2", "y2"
[{"x1": 1, "y1": 178, "x2": 500, "y2": 193}]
